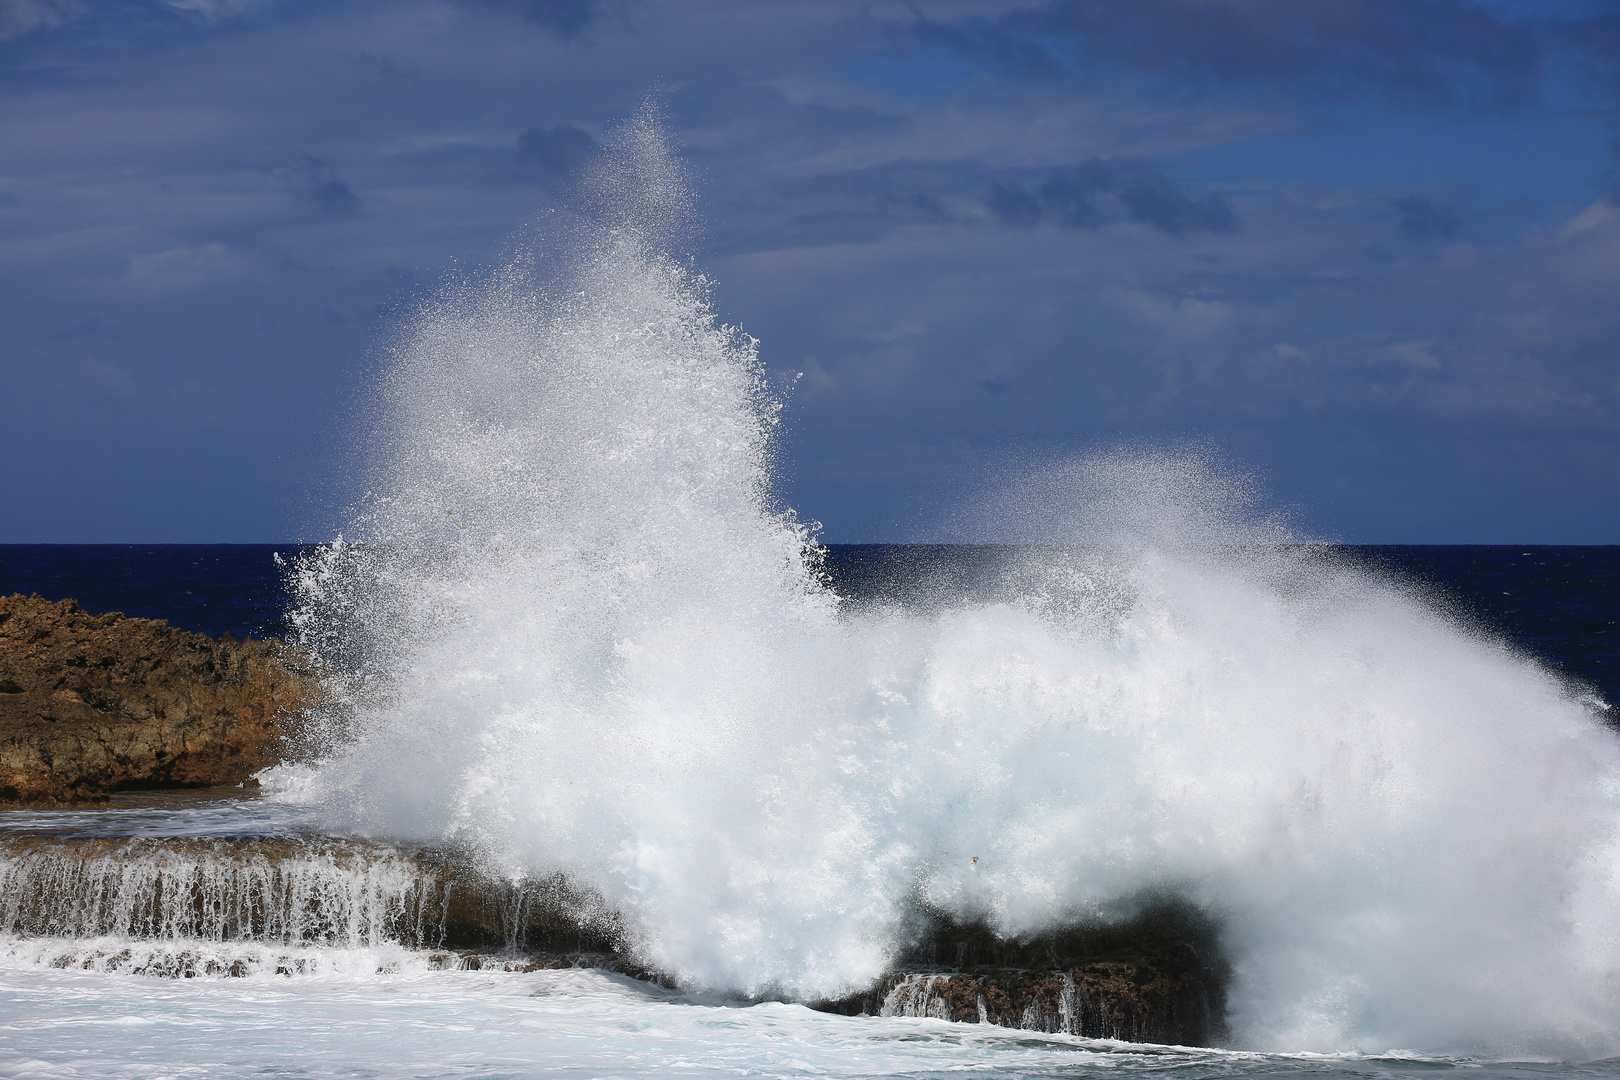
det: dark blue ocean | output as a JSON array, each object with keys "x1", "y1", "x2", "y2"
[{"x1": 1, "y1": 544, "x2": 1615, "y2": 712}]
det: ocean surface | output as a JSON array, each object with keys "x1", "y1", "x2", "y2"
[
  {"x1": 9, "y1": 962, "x2": 1618, "y2": 1080},
  {"x1": 2, "y1": 543, "x2": 1615, "y2": 709}
]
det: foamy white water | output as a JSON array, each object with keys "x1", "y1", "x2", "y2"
[
  {"x1": 0, "y1": 964, "x2": 1104, "y2": 1079},
  {"x1": 0, "y1": 789, "x2": 321, "y2": 839},
  {"x1": 11, "y1": 958, "x2": 1620, "y2": 1080},
  {"x1": 1, "y1": 960, "x2": 1606, "y2": 1080},
  {"x1": 220, "y1": 105, "x2": 1620, "y2": 1062}
]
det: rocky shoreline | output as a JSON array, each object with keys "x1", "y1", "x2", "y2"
[
  {"x1": 0, "y1": 833, "x2": 1228, "y2": 1044},
  {"x1": 0, "y1": 594, "x2": 1230, "y2": 1046},
  {"x1": 0, "y1": 594, "x2": 319, "y2": 805}
]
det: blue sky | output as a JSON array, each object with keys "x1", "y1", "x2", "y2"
[{"x1": 2, "y1": 0, "x2": 1617, "y2": 542}]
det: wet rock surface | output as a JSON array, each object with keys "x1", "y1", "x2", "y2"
[
  {"x1": 0, "y1": 595, "x2": 318, "y2": 804},
  {"x1": 0, "y1": 835, "x2": 654, "y2": 979},
  {"x1": 813, "y1": 903, "x2": 1230, "y2": 1046},
  {"x1": 0, "y1": 833, "x2": 1229, "y2": 1045},
  {"x1": 816, "y1": 963, "x2": 1224, "y2": 1046},
  {"x1": 0, "y1": 589, "x2": 1232, "y2": 1047}
]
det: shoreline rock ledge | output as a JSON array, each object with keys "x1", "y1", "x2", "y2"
[
  {"x1": 0, "y1": 594, "x2": 318, "y2": 805},
  {"x1": 0, "y1": 592, "x2": 1233, "y2": 1047}
]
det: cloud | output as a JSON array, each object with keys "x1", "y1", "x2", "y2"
[
  {"x1": 0, "y1": 0, "x2": 276, "y2": 41},
  {"x1": 1371, "y1": 338, "x2": 1443, "y2": 372},
  {"x1": 702, "y1": 149, "x2": 1238, "y2": 254},
  {"x1": 125, "y1": 243, "x2": 251, "y2": 288},
  {"x1": 723, "y1": 183, "x2": 1620, "y2": 529},
  {"x1": 64, "y1": 357, "x2": 233, "y2": 424},
  {"x1": 158, "y1": 0, "x2": 270, "y2": 18},
  {"x1": 1395, "y1": 196, "x2": 1461, "y2": 240},
  {"x1": 1608, "y1": 137, "x2": 1620, "y2": 206},
  {"x1": 513, "y1": 124, "x2": 598, "y2": 186},
  {"x1": 1560, "y1": 197, "x2": 1619, "y2": 239},
  {"x1": 279, "y1": 154, "x2": 361, "y2": 217},
  {"x1": 0, "y1": 0, "x2": 82, "y2": 40},
  {"x1": 984, "y1": 181, "x2": 1041, "y2": 227},
  {"x1": 446, "y1": 0, "x2": 630, "y2": 39},
  {"x1": 908, "y1": 0, "x2": 1606, "y2": 111},
  {"x1": 987, "y1": 160, "x2": 1239, "y2": 236},
  {"x1": 47, "y1": 314, "x2": 122, "y2": 341},
  {"x1": 2, "y1": 0, "x2": 1617, "y2": 542}
]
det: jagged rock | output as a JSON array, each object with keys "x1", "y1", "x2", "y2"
[{"x1": 0, "y1": 595, "x2": 319, "y2": 804}]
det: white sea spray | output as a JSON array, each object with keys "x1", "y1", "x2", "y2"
[{"x1": 267, "y1": 104, "x2": 1620, "y2": 1058}]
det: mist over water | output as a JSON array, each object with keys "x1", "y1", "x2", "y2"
[{"x1": 272, "y1": 107, "x2": 1620, "y2": 1059}]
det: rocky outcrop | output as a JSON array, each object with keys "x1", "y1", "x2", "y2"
[
  {"x1": 0, "y1": 836, "x2": 611, "y2": 950},
  {"x1": 0, "y1": 592, "x2": 1232, "y2": 1044},
  {"x1": 0, "y1": 835, "x2": 653, "y2": 980},
  {"x1": 814, "y1": 902, "x2": 1230, "y2": 1046},
  {"x1": 819, "y1": 964, "x2": 1223, "y2": 1046},
  {"x1": 0, "y1": 833, "x2": 1230, "y2": 1044},
  {"x1": 0, "y1": 595, "x2": 319, "y2": 804}
]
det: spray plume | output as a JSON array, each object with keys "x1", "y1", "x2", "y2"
[{"x1": 275, "y1": 105, "x2": 1620, "y2": 1058}]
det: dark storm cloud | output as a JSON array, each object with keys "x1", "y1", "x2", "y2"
[
  {"x1": 279, "y1": 155, "x2": 361, "y2": 217},
  {"x1": 908, "y1": 0, "x2": 1599, "y2": 110},
  {"x1": 987, "y1": 161, "x2": 1239, "y2": 237},
  {"x1": 1395, "y1": 196, "x2": 1460, "y2": 240}
]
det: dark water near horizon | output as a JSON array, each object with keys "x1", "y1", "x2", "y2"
[{"x1": 1, "y1": 544, "x2": 1616, "y2": 710}]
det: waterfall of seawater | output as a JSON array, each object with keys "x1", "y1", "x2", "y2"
[
  {"x1": 0, "y1": 838, "x2": 435, "y2": 977},
  {"x1": 256, "y1": 106, "x2": 1620, "y2": 1058},
  {"x1": 0, "y1": 836, "x2": 625, "y2": 977},
  {"x1": 0, "y1": 840, "x2": 430, "y2": 945}
]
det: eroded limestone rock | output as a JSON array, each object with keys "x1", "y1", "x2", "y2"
[{"x1": 0, "y1": 595, "x2": 319, "y2": 804}]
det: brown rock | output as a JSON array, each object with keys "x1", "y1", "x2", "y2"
[{"x1": 0, "y1": 594, "x2": 320, "y2": 804}]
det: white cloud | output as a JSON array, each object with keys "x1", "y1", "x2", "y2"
[
  {"x1": 124, "y1": 243, "x2": 252, "y2": 289},
  {"x1": 0, "y1": 0, "x2": 83, "y2": 41}
]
